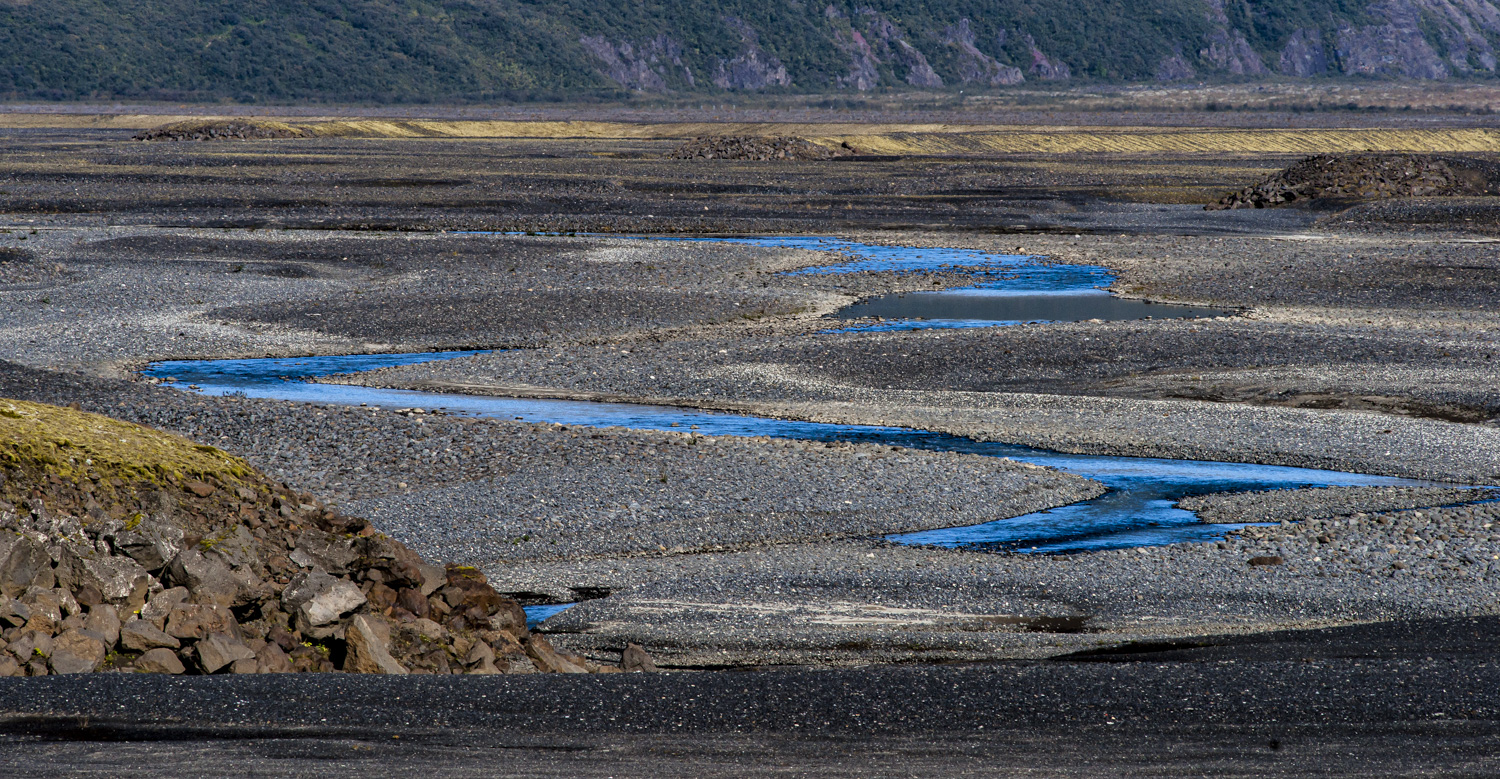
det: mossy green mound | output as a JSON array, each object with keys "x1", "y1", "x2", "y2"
[{"x1": 0, "y1": 398, "x2": 253, "y2": 487}]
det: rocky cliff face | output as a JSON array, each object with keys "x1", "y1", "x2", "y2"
[
  {"x1": 576, "y1": 0, "x2": 1500, "y2": 93},
  {"x1": 942, "y1": 19, "x2": 1024, "y2": 86},
  {"x1": 580, "y1": 34, "x2": 695, "y2": 92},
  {"x1": 826, "y1": 7, "x2": 943, "y2": 90},
  {"x1": 1279, "y1": 28, "x2": 1331, "y2": 76},
  {"x1": 711, "y1": 17, "x2": 792, "y2": 90},
  {"x1": 1200, "y1": 0, "x2": 1269, "y2": 75}
]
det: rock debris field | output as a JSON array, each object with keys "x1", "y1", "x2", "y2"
[
  {"x1": 1208, "y1": 152, "x2": 1500, "y2": 209},
  {"x1": 667, "y1": 135, "x2": 854, "y2": 161},
  {"x1": 0, "y1": 397, "x2": 636, "y2": 677}
]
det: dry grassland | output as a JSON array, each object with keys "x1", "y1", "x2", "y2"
[{"x1": 5, "y1": 112, "x2": 1500, "y2": 155}]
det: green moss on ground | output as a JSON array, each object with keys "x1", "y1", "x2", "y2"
[{"x1": 0, "y1": 398, "x2": 253, "y2": 487}]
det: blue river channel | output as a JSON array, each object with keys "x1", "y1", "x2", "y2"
[{"x1": 143, "y1": 237, "x2": 1449, "y2": 621}]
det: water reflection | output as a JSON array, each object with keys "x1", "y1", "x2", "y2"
[{"x1": 143, "y1": 354, "x2": 1434, "y2": 555}]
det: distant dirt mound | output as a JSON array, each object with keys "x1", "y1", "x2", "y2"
[
  {"x1": 667, "y1": 135, "x2": 851, "y2": 161},
  {"x1": 1208, "y1": 153, "x2": 1500, "y2": 210},
  {"x1": 133, "y1": 120, "x2": 308, "y2": 142}
]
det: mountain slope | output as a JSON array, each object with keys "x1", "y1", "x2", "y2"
[{"x1": 0, "y1": 0, "x2": 1496, "y2": 102}]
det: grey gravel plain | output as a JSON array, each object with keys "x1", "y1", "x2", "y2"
[
  {"x1": 2, "y1": 222, "x2": 1499, "y2": 667},
  {"x1": 2, "y1": 124, "x2": 1500, "y2": 772}
]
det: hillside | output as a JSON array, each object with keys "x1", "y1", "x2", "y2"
[{"x1": 0, "y1": 0, "x2": 1497, "y2": 102}]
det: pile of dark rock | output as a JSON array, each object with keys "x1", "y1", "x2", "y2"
[
  {"x1": 1208, "y1": 153, "x2": 1500, "y2": 210},
  {"x1": 0, "y1": 399, "x2": 644, "y2": 676},
  {"x1": 133, "y1": 120, "x2": 308, "y2": 142},
  {"x1": 667, "y1": 135, "x2": 852, "y2": 161}
]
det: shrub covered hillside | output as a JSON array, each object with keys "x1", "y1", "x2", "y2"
[{"x1": 2, "y1": 0, "x2": 1498, "y2": 101}]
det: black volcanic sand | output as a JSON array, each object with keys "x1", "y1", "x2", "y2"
[{"x1": 1, "y1": 617, "x2": 1499, "y2": 776}]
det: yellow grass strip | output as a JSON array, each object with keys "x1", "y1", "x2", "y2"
[
  {"x1": 2, "y1": 114, "x2": 1497, "y2": 154},
  {"x1": 821, "y1": 128, "x2": 1500, "y2": 154}
]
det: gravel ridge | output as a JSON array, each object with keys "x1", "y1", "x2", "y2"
[{"x1": 1180, "y1": 485, "x2": 1495, "y2": 525}]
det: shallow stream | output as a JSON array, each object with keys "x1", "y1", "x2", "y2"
[
  {"x1": 652, "y1": 236, "x2": 1234, "y2": 330},
  {"x1": 143, "y1": 237, "x2": 1447, "y2": 623}
]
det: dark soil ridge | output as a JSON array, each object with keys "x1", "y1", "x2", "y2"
[
  {"x1": 0, "y1": 398, "x2": 640, "y2": 677},
  {"x1": 133, "y1": 120, "x2": 308, "y2": 142},
  {"x1": 667, "y1": 135, "x2": 854, "y2": 161},
  {"x1": 1207, "y1": 153, "x2": 1500, "y2": 210}
]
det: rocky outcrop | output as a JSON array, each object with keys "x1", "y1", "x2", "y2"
[
  {"x1": 1336, "y1": 0, "x2": 1451, "y2": 79},
  {"x1": 1022, "y1": 34, "x2": 1072, "y2": 81},
  {"x1": 826, "y1": 7, "x2": 943, "y2": 90},
  {"x1": 863, "y1": 12, "x2": 943, "y2": 87},
  {"x1": 1199, "y1": 28, "x2": 1267, "y2": 74},
  {"x1": 942, "y1": 19, "x2": 1024, "y2": 86},
  {"x1": 1279, "y1": 28, "x2": 1331, "y2": 76},
  {"x1": 1198, "y1": 0, "x2": 1267, "y2": 75},
  {"x1": 579, "y1": 34, "x2": 695, "y2": 92},
  {"x1": 1155, "y1": 51, "x2": 1197, "y2": 81},
  {"x1": 1208, "y1": 153, "x2": 1500, "y2": 209},
  {"x1": 1406, "y1": 0, "x2": 1500, "y2": 74},
  {"x1": 0, "y1": 398, "x2": 655, "y2": 676},
  {"x1": 711, "y1": 17, "x2": 791, "y2": 91}
]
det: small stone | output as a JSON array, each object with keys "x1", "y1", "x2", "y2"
[
  {"x1": 165, "y1": 603, "x2": 237, "y2": 640},
  {"x1": 121, "y1": 619, "x2": 181, "y2": 651},
  {"x1": 84, "y1": 606, "x2": 121, "y2": 646},
  {"x1": 344, "y1": 614, "x2": 407, "y2": 674},
  {"x1": 230, "y1": 657, "x2": 259, "y2": 674},
  {"x1": 622, "y1": 643, "x2": 659, "y2": 672},
  {"x1": 197, "y1": 632, "x2": 256, "y2": 673},
  {"x1": 465, "y1": 641, "x2": 499, "y2": 675},
  {"x1": 0, "y1": 655, "x2": 18, "y2": 677},
  {"x1": 0, "y1": 598, "x2": 30, "y2": 628},
  {"x1": 395, "y1": 588, "x2": 429, "y2": 619},
  {"x1": 20, "y1": 590, "x2": 61, "y2": 635},
  {"x1": 410, "y1": 617, "x2": 449, "y2": 643},
  {"x1": 281, "y1": 570, "x2": 336, "y2": 612},
  {"x1": 140, "y1": 587, "x2": 189, "y2": 628},
  {"x1": 1, "y1": 538, "x2": 54, "y2": 596},
  {"x1": 110, "y1": 524, "x2": 183, "y2": 572},
  {"x1": 57, "y1": 546, "x2": 152, "y2": 604},
  {"x1": 49, "y1": 629, "x2": 107, "y2": 673},
  {"x1": 134, "y1": 647, "x2": 186, "y2": 674},
  {"x1": 255, "y1": 642, "x2": 292, "y2": 673},
  {"x1": 367, "y1": 583, "x2": 397, "y2": 612},
  {"x1": 163, "y1": 549, "x2": 244, "y2": 608},
  {"x1": 416, "y1": 564, "x2": 446, "y2": 596},
  {"x1": 1248, "y1": 556, "x2": 1284, "y2": 566},
  {"x1": 185, "y1": 481, "x2": 215, "y2": 498},
  {"x1": 525, "y1": 634, "x2": 589, "y2": 674},
  {"x1": 290, "y1": 529, "x2": 357, "y2": 575},
  {"x1": 9, "y1": 631, "x2": 51, "y2": 663},
  {"x1": 291, "y1": 576, "x2": 366, "y2": 631}
]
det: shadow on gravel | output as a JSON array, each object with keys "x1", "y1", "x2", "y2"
[
  {"x1": 1053, "y1": 615, "x2": 1500, "y2": 663},
  {"x1": 0, "y1": 715, "x2": 596, "y2": 752},
  {"x1": 0, "y1": 716, "x2": 370, "y2": 743}
]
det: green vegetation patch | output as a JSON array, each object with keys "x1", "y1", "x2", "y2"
[{"x1": 0, "y1": 398, "x2": 253, "y2": 486}]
